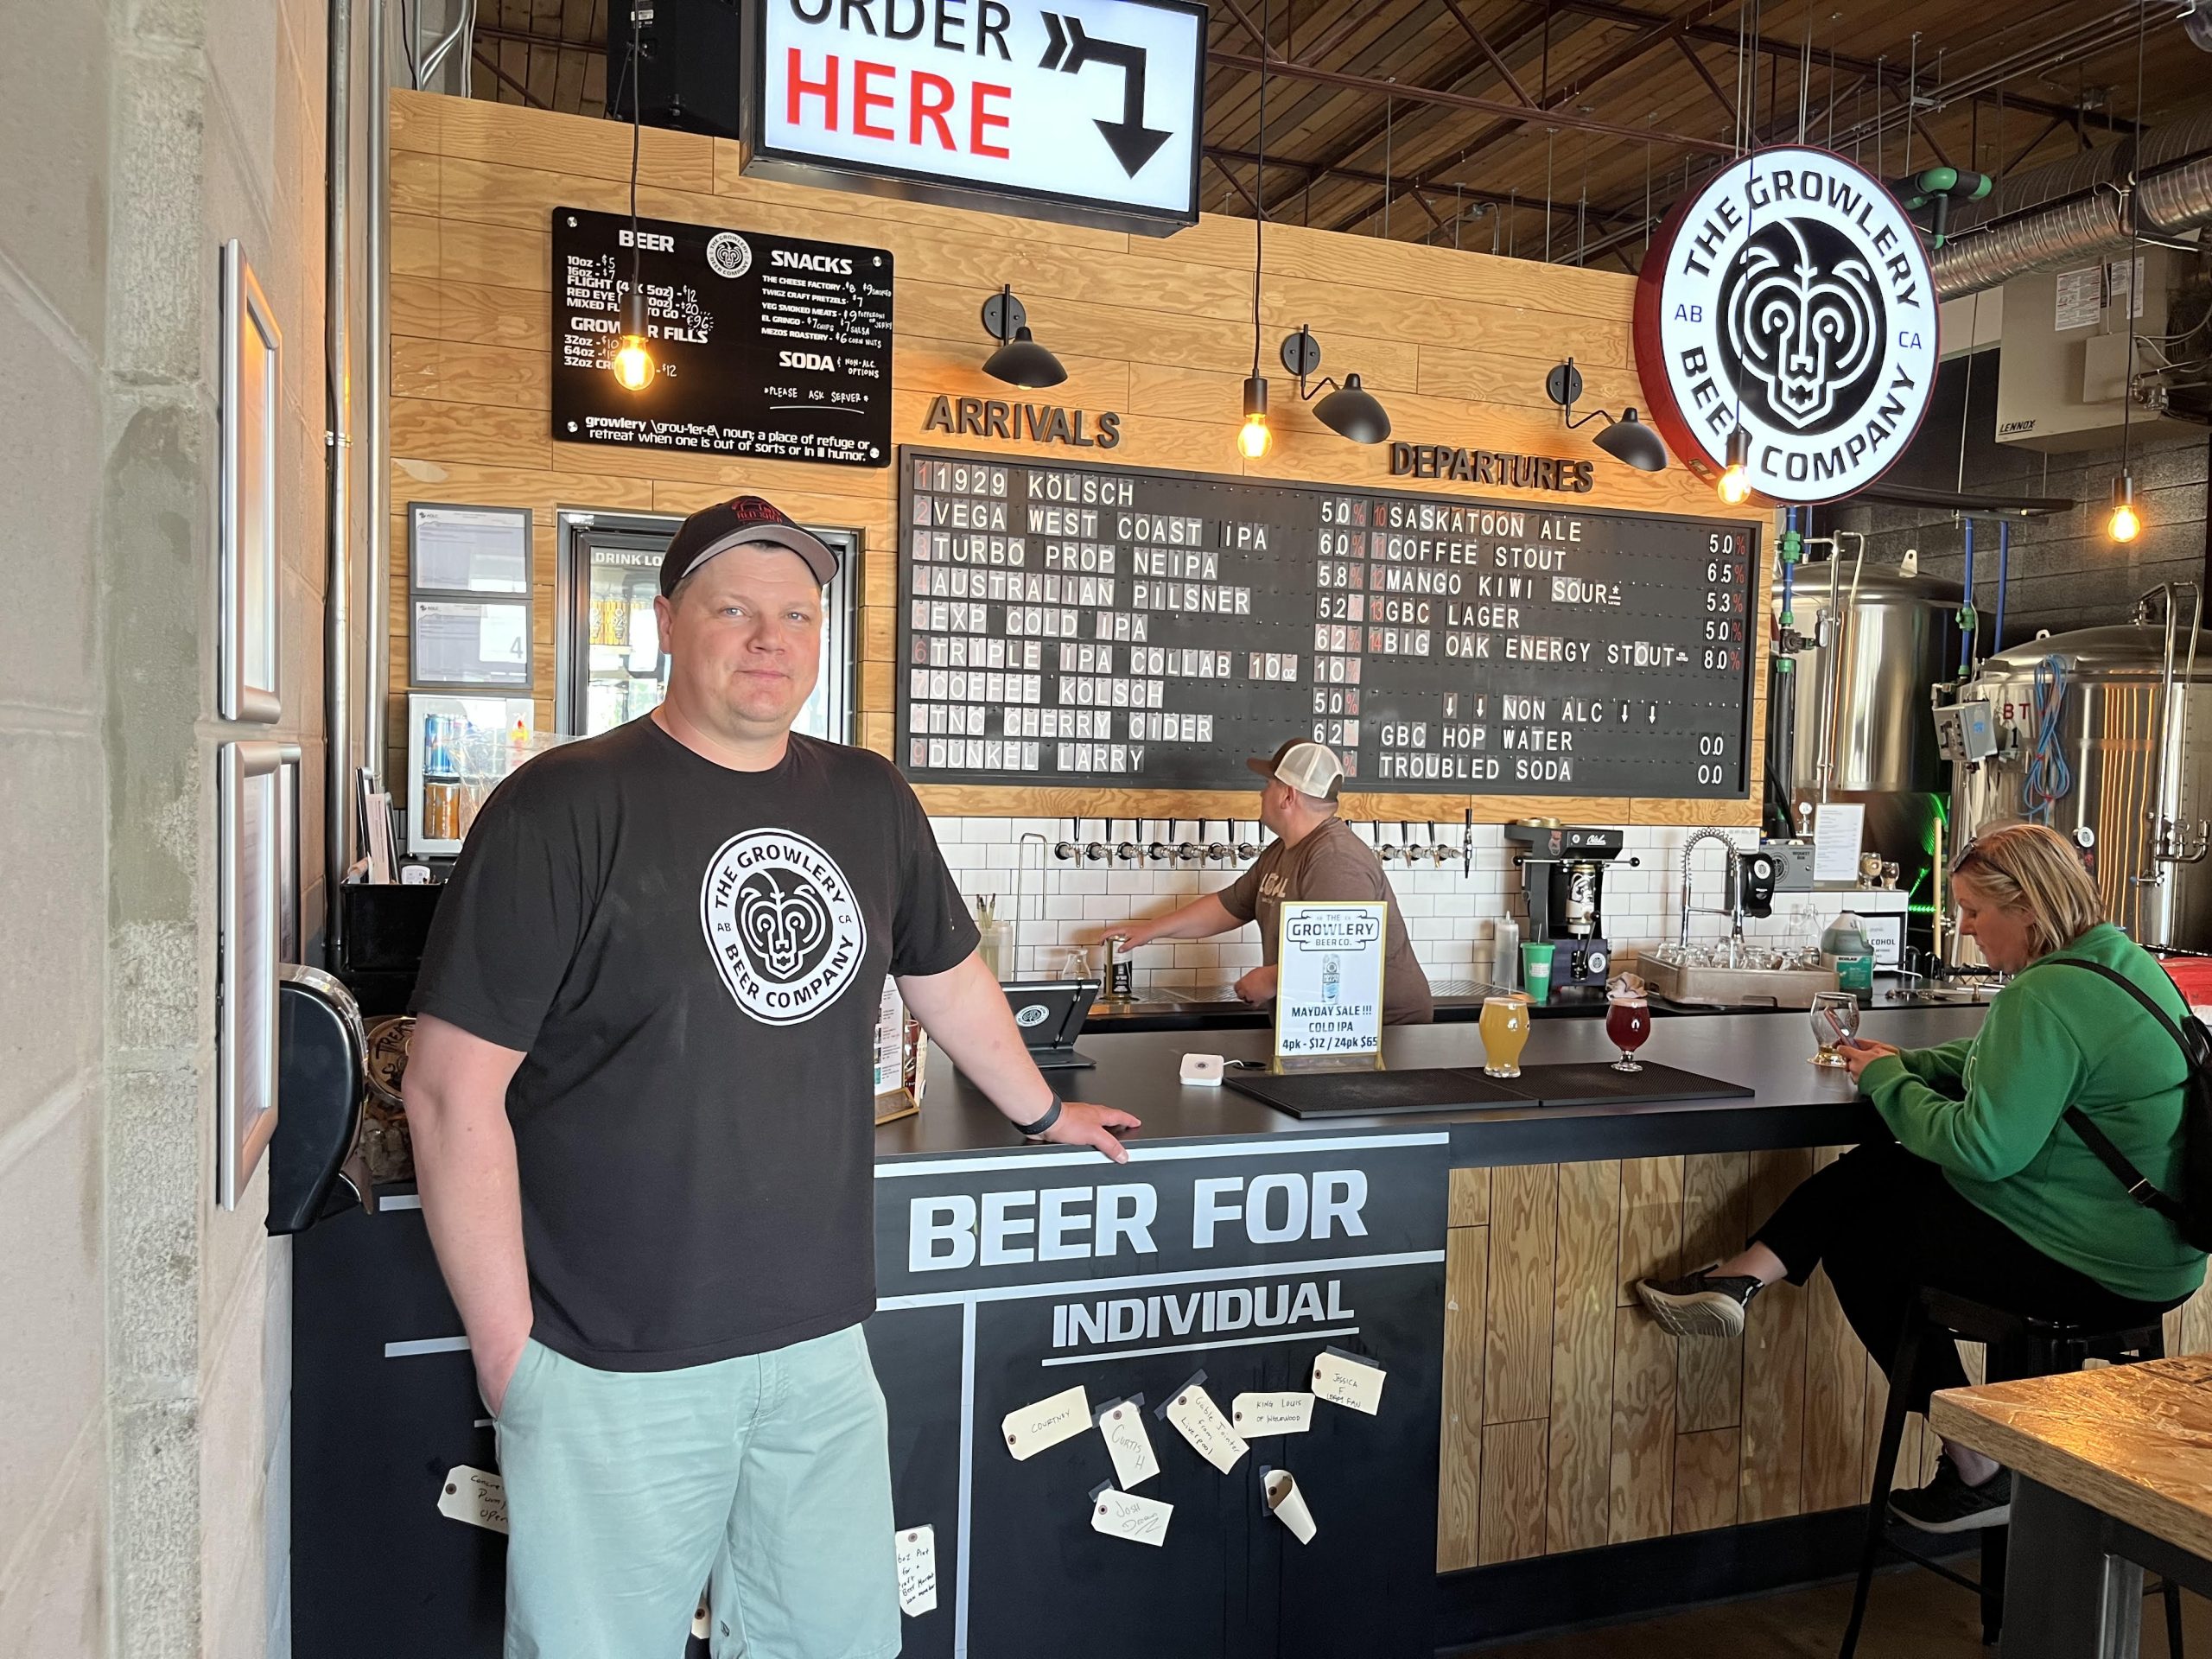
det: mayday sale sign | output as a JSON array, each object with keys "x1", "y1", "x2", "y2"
[
  {"x1": 744, "y1": 0, "x2": 1205, "y2": 232},
  {"x1": 1632, "y1": 146, "x2": 1939, "y2": 503}
]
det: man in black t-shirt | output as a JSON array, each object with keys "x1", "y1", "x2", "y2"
[{"x1": 405, "y1": 494, "x2": 1137, "y2": 1659}]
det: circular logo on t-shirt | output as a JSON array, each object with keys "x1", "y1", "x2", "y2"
[{"x1": 699, "y1": 830, "x2": 867, "y2": 1026}]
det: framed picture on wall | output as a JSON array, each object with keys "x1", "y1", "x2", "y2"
[
  {"x1": 219, "y1": 740, "x2": 300, "y2": 1211},
  {"x1": 409, "y1": 503, "x2": 533, "y2": 690},
  {"x1": 219, "y1": 240, "x2": 283, "y2": 722}
]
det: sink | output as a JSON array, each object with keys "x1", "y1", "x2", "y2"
[{"x1": 1632, "y1": 951, "x2": 1838, "y2": 1009}]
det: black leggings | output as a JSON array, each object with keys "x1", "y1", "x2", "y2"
[{"x1": 1751, "y1": 1141, "x2": 2184, "y2": 1414}]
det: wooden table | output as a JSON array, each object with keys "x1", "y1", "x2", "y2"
[{"x1": 1930, "y1": 1356, "x2": 2212, "y2": 1657}]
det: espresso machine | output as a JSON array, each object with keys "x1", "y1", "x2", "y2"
[{"x1": 1503, "y1": 822, "x2": 1639, "y2": 989}]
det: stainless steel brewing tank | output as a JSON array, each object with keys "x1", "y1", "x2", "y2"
[
  {"x1": 1956, "y1": 622, "x2": 2212, "y2": 950},
  {"x1": 1770, "y1": 564, "x2": 1963, "y2": 800}
]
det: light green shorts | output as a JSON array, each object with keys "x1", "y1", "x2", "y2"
[{"x1": 495, "y1": 1322, "x2": 899, "y2": 1659}]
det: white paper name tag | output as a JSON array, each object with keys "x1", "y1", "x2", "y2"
[
  {"x1": 1097, "y1": 1397, "x2": 1160, "y2": 1490},
  {"x1": 436, "y1": 1465, "x2": 508, "y2": 1534},
  {"x1": 1002, "y1": 1384, "x2": 1090, "y2": 1460},
  {"x1": 1312, "y1": 1348, "x2": 1386, "y2": 1415},
  {"x1": 1163, "y1": 1380, "x2": 1249, "y2": 1473},
  {"x1": 895, "y1": 1525, "x2": 938, "y2": 1617},
  {"x1": 1233, "y1": 1391, "x2": 1315, "y2": 1435},
  {"x1": 1090, "y1": 1485, "x2": 1173, "y2": 1547},
  {"x1": 692, "y1": 1599, "x2": 711, "y2": 1640},
  {"x1": 1263, "y1": 1467, "x2": 1318, "y2": 1544}
]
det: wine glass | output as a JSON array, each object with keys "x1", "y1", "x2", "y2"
[
  {"x1": 1808, "y1": 990, "x2": 1859, "y2": 1067},
  {"x1": 1605, "y1": 990, "x2": 1651, "y2": 1073}
]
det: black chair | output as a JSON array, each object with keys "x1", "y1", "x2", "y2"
[{"x1": 1838, "y1": 1286, "x2": 2183, "y2": 1656}]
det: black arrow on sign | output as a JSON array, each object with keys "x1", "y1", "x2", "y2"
[{"x1": 1039, "y1": 13, "x2": 1172, "y2": 177}]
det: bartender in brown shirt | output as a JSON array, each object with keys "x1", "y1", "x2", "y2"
[{"x1": 1112, "y1": 739, "x2": 1434, "y2": 1024}]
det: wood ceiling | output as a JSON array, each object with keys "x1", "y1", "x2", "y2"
[{"x1": 462, "y1": 0, "x2": 2204, "y2": 272}]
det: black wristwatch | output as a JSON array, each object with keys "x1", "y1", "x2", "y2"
[{"x1": 1013, "y1": 1089, "x2": 1064, "y2": 1138}]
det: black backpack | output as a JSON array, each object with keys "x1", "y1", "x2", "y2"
[{"x1": 2044, "y1": 958, "x2": 2212, "y2": 1253}]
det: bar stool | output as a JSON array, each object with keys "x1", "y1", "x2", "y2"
[{"x1": 1837, "y1": 1286, "x2": 2181, "y2": 1658}]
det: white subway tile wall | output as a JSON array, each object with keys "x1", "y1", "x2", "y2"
[{"x1": 934, "y1": 816, "x2": 1874, "y2": 989}]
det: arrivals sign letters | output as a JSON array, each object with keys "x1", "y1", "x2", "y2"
[{"x1": 1633, "y1": 146, "x2": 1938, "y2": 503}]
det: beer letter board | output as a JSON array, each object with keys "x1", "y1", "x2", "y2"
[{"x1": 896, "y1": 447, "x2": 1758, "y2": 798}]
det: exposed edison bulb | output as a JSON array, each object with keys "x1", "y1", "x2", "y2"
[
  {"x1": 613, "y1": 335, "x2": 655, "y2": 391},
  {"x1": 1716, "y1": 463, "x2": 1753, "y2": 505},
  {"x1": 1237, "y1": 413, "x2": 1273, "y2": 461},
  {"x1": 2110, "y1": 499, "x2": 2141, "y2": 543}
]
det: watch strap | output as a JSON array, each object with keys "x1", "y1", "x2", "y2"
[{"x1": 1014, "y1": 1090, "x2": 1064, "y2": 1137}]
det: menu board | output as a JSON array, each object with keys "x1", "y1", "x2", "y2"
[
  {"x1": 550, "y1": 206, "x2": 893, "y2": 466},
  {"x1": 896, "y1": 448, "x2": 1758, "y2": 798}
]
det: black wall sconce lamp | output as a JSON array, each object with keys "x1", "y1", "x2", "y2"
[
  {"x1": 981, "y1": 285, "x2": 1067, "y2": 389},
  {"x1": 1544, "y1": 358, "x2": 1667, "y2": 473},
  {"x1": 1281, "y1": 325, "x2": 1391, "y2": 444}
]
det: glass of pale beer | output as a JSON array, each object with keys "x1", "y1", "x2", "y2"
[{"x1": 1479, "y1": 995, "x2": 1530, "y2": 1078}]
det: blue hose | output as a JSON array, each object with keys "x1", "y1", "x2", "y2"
[{"x1": 2022, "y1": 654, "x2": 2071, "y2": 822}]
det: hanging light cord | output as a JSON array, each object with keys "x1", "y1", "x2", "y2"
[
  {"x1": 1251, "y1": 0, "x2": 1267, "y2": 381},
  {"x1": 2122, "y1": 0, "x2": 2147, "y2": 474},
  {"x1": 624, "y1": 25, "x2": 645, "y2": 329},
  {"x1": 2022, "y1": 655, "x2": 2072, "y2": 822}
]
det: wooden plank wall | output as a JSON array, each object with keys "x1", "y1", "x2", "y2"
[
  {"x1": 1435, "y1": 1154, "x2": 2212, "y2": 1571},
  {"x1": 386, "y1": 88, "x2": 1767, "y2": 823}
]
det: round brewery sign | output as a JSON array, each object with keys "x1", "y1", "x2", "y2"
[{"x1": 1633, "y1": 146, "x2": 1939, "y2": 503}]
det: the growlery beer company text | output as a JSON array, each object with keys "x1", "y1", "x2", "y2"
[{"x1": 1633, "y1": 146, "x2": 1939, "y2": 502}]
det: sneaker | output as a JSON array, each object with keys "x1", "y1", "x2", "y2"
[
  {"x1": 1888, "y1": 1459, "x2": 2012, "y2": 1533},
  {"x1": 1634, "y1": 1266, "x2": 1764, "y2": 1338}
]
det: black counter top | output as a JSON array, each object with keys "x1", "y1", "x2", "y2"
[
  {"x1": 1078, "y1": 978, "x2": 1840, "y2": 1032},
  {"x1": 875, "y1": 1003, "x2": 1986, "y2": 1166}
]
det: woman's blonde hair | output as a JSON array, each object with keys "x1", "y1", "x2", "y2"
[{"x1": 1951, "y1": 821, "x2": 2107, "y2": 957}]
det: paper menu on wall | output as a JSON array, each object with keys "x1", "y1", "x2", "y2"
[
  {"x1": 894, "y1": 1526, "x2": 938, "y2": 1617},
  {"x1": 1312, "y1": 1348, "x2": 1387, "y2": 1415},
  {"x1": 1001, "y1": 1385, "x2": 1090, "y2": 1460},
  {"x1": 1096, "y1": 1396, "x2": 1160, "y2": 1489},
  {"x1": 1090, "y1": 1484, "x2": 1173, "y2": 1547},
  {"x1": 1160, "y1": 1375, "x2": 1249, "y2": 1473},
  {"x1": 1232, "y1": 1392, "x2": 1315, "y2": 1435},
  {"x1": 1812, "y1": 803, "x2": 1868, "y2": 885}
]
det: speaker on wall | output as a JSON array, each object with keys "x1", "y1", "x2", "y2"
[{"x1": 606, "y1": 0, "x2": 742, "y2": 141}]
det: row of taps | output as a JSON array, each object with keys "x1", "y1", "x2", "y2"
[{"x1": 1051, "y1": 817, "x2": 1475, "y2": 870}]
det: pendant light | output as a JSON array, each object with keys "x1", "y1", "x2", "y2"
[
  {"x1": 1716, "y1": 426, "x2": 1753, "y2": 505},
  {"x1": 1236, "y1": 0, "x2": 1274, "y2": 460},
  {"x1": 2109, "y1": 474, "x2": 2142, "y2": 543},
  {"x1": 613, "y1": 28, "x2": 655, "y2": 392},
  {"x1": 2108, "y1": 3, "x2": 2150, "y2": 544}
]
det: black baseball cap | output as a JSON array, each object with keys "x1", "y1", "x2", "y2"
[{"x1": 659, "y1": 495, "x2": 839, "y2": 597}]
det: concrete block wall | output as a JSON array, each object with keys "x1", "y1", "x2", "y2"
[{"x1": 931, "y1": 816, "x2": 1871, "y2": 990}]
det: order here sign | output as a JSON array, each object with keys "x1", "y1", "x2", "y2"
[{"x1": 742, "y1": 0, "x2": 1205, "y2": 234}]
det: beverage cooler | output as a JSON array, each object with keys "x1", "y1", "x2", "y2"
[
  {"x1": 553, "y1": 509, "x2": 858, "y2": 744},
  {"x1": 404, "y1": 694, "x2": 537, "y2": 857}
]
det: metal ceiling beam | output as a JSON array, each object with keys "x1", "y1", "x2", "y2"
[
  {"x1": 1548, "y1": 0, "x2": 2141, "y2": 134},
  {"x1": 1434, "y1": 0, "x2": 1536, "y2": 106},
  {"x1": 1205, "y1": 47, "x2": 1737, "y2": 156},
  {"x1": 1673, "y1": 38, "x2": 1736, "y2": 126},
  {"x1": 472, "y1": 46, "x2": 553, "y2": 110},
  {"x1": 1209, "y1": 143, "x2": 1637, "y2": 222}
]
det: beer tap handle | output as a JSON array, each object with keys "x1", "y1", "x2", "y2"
[
  {"x1": 1236, "y1": 819, "x2": 1260, "y2": 861},
  {"x1": 1115, "y1": 818, "x2": 1141, "y2": 862},
  {"x1": 1083, "y1": 817, "x2": 1109, "y2": 863},
  {"x1": 1205, "y1": 818, "x2": 1230, "y2": 862},
  {"x1": 1147, "y1": 818, "x2": 1173, "y2": 862},
  {"x1": 1054, "y1": 816, "x2": 1082, "y2": 862},
  {"x1": 1463, "y1": 807, "x2": 1473, "y2": 878}
]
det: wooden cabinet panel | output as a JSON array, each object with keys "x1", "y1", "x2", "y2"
[
  {"x1": 1548, "y1": 1160, "x2": 1621, "y2": 1554},
  {"x1": 1676, "y1": 1153, "x2": 1749, "y2": 1434},
  {"x1": 1485, "y1": 1164, "x2": 1560, "y2": 1426},
  {"x1": 1673, "y1": 1427, "x2": 1742, "y2": 1535},
  {"x1": 1615, "y1": 1156, "x2": 1683, "y2": 1305},
  {"x1": 1437, "y1": 1225, "x2": 1490, "y2": 1573},
  {"x1": 1608, "y1": 1303, "x2": 1676, "y2": 1544},
  {"x1": 1447, "y1": 1166, "x2": 1491, "y2": 1229},
  {"x1": 1478, "y1": 1419, "x2": 1551, "y2": 1566}
]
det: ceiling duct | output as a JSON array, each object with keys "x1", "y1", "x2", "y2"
[{"x1": 1932, "y1": 109, "x2": 2212, "y2": 299}]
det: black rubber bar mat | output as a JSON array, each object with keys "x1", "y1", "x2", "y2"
[
  {"x1": 1501, "y1": 1062, "x2": 1755, "y2": 1109},
  {"x1": 1222, "y1": 1066, "x2": 1536, "y2": 1118}
]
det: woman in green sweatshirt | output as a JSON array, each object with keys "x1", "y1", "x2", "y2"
[{"x1": 1637, "y1": 822, "x2": 2204, "y2": 1534}]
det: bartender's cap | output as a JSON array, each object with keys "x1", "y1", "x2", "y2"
[{"x1": 1247, "y1": 739, "x2": 1344, "y2": 803}]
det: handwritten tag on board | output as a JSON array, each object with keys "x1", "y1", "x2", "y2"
[
  {"x1": 436, "y1": 1465, "x2": 509, "y2": 1534},
  {"x1": 1312, "y1": 1348, "x2": 1387, "y2": 1415},
  {"x1": 1090, "y1": 1485, "x2": 1173, "y2": 1547},
  {"x1": 895, "y1": 1526, "x2": 938, "y2": 1618},
  {"x1": 1233, "y1": 1391, "x2": 1315, "y2": 1435},
  {"x1": 1097, "y1": 1398, "x2": 1160, "y2": 1489},
  {"x1": 1262, "y1": 1467, "x2": 1318, "y2": 1544},
  {"x1": 1002, "y1": 1385, "x2": 1090, "y2": 1460},
  {"x1": 1163, "y1": 1382, "x2": 1249, "y2": 1473}
]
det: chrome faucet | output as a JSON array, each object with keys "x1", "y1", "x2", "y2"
[{"x1": 1679, "y1": 828, "x2": 1746, "y2": 957}]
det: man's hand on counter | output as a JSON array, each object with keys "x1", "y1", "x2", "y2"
[
  {"x1": 1039, "y1": 1101, "x2": 1143, "y2": 1163},
  {"x1": 1234, "y1": 964, "x2": 1278, "y2": 1006}
]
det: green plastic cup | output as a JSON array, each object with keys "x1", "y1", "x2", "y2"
[{"x1": 1521, "y1": 942, "x2": 1555, "y2": 1004}]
